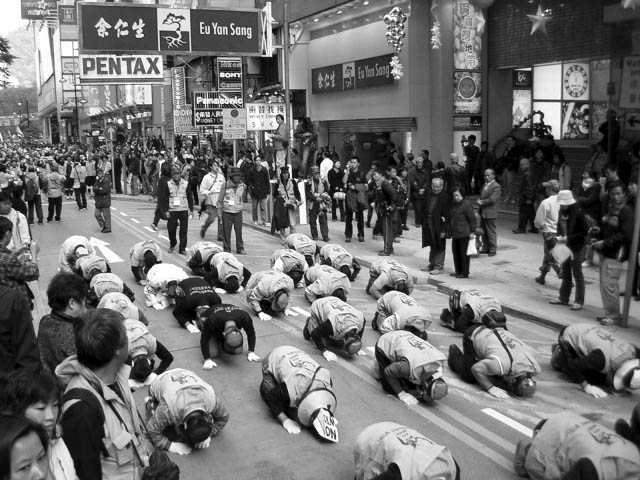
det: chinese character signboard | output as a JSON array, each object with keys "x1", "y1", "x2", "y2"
[
  {"x1": 171, "y1": 67, "x2": 186, "y2": 108},
  {"x1": 79, "y1": 55, "x2": 164, "y2": 84},
  {"x1": 620, "y1": 56, "x2": 640, "y2": 109},
  {"x1": 79, "y1": 2, "x2": 268, "y2": 57},
  {"x1": 246, "y1": 103, "x2": 285, "y2": 131},
  {"x1": 217, "y1": 57, "x2": 243, "y2": 93},
  {"x1": 193, "y1": 91, "x2": 243, "y2": 127},
  {"x1": 512, "y1": 70, "x2": 532, "y2": 89},
  {"x1": 311, "y1": 54, "x2": 394, "y2": 94},
  {"x1": 453, "y1": 0, "x2": 482, "y2": 70},
  {"x1": 21, "y1": 0, "x2": 57, "y2": 20},
  {"x1": 222, "y1": 108, "x2": 247, "y2": 140}
]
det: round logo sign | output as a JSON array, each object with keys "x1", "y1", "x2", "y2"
[
  {"x1": 458, "y1": 76, "x2": 477, "y2": 99},
  {"x1": 230, "y1": 109, "x2": 239, "y2": 118},
  {"x1": 564, "y1": 64, "x2": 588, "y2": 98}
]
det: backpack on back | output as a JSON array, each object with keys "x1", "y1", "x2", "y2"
[{"x1": 25, "y1": 178, "x2": 38, "y2": 201}]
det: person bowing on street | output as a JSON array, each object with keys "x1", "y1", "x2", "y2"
[
  {"x1": 372, "y1": 290, "x2": 431, "y2": 340},
  {"x1": 144, "y1": 263, "x2": 189, "y2": 310},
  {"x1": 146, "y1": 368, "x2": 230, "y2": 456},
  {"x1": 319, "y1": 243, "x2": 361, "y2": 281},
  {"x1": 354, "y1": 422, "x2": 460, "y2": 480},
  {"x1": 207, "y1": 251, "x2": 252, "y2": 294},
  {"x1": 58, "y1": 235, "x2": 94, "y2": 273},
  {"x1": 124, "y1": 318, "x2": 174, "y2": 389},
  {"x1": 283, "y1": 232, "x2": 319, "y2": 267},
  {"x1": 196, "y1": 303, "x2": 260, "y2": 369},
  {"x1": 129, "y1": 240, "x2": 163, "y2": 285},
  {"x1": 448, "y1": 324, "x2": 540, "y2": 399},
  {"x1": 440, "y1": 288, "x2": 506, "y2": 332},
  {"x1": 172, "y1": 276, "x2": 222, "y2": 333},
  {"x1": 366, "y1": 259, "x2": 414, "y2": 300},
  {"x1": 514, "y1": 407, "x2": 640, "y2": 480},
  {"x1": 303, "y1": 296, "x2": 366, "y2": 361},
  {"x1": 551, "y1": 323, "x2": 640, "y2": 399},
  {"x1": 373, "y1": 330, "x2": 449, "y2": 405},
  {"x1": 270, "y1": 248, "x2": 307, "y2": 286},
  {"x1": 186, "y1": 241, "x2": 223, "y2": 277},
  {"x1": 303, "y1": 264, "x2": 351, "y2": 303},
  {"x1": 245, "y1": 270, "x2": 296, "y2": 321},
  {"x1": 259, "y1": 345, "x2": 339, "y2": 442}
]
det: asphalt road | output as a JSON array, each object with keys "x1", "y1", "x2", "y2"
[{"x1": 30, "y1": 198, "x2": 637, "y2": 480}]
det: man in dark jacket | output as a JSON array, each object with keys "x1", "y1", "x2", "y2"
[
  {"x1": 306, "y1": 166, "x2": 330, "y2": 242},
  {"x1": 0, "y1": 284, "x2": 40, "y2": 375},
  {"x1": 93, "y1": 168, "x2": 112, "y2": 233},
  {"x1": 373, "y1": 169, "x2": 398, "y2": 256},
  {"x1": 408, "y1": 154, "x2": 430, "y2": 227},
  {"x1": 36, "y1": 272, "x2": 88, "y2": 374},
  {"x1": 513, "y1": 157, "x2": 536, "y2": 234},
  {"x1": 464, "y1": 135, "x2": 480, "y2": 195},
  {"x1": 343, "y1": 156, "x2": 367, "y2": 243},
  {"x1": 443, "y1": 153, "x2": 466, "y2": 195},
  {"x1": 246, "y1": 161, "x2": 270, "y2": 226},
  {"x1": 422, "y1": 178, "x2": 450, "y2": 274}
]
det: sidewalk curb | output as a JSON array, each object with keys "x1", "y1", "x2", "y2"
[{"x1": 239, "y1": 218, "x2": 566, "y2": 334}]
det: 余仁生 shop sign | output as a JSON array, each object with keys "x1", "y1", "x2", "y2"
[
  {"x1": 311, "y1": 54, "x2": 394, "y2": 94},
  {"x1": 79, "y1": 2, "x2": 265, "y2": 56}
]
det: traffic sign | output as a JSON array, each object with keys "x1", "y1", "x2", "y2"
[
  {"x1": 625, "y1": 112, "x2": 640, "y2": 132},
  {"x1": 105, "y1": 125, "x2": 117, "y2": 141},
  {"x1": 222, "y1": 108, "x2": 247, "y2": 140}
]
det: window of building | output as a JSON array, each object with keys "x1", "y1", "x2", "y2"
[{"x1": 513, "y1": 60, "x2": 610, "y2": 141}]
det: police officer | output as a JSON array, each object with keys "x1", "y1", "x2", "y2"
[
  {"x1": 196, "y1": 303, "x2": 260, "y2": 369},
  {"x1": 304, "y1": 264, "x2": 351, "y2": 303},
  {"x1": 374, "y1": 330, "x2": 448, "y2": 405},
  {"x1": 146, "y1": 368, "x2": 230, "y2": 455},
  {"x1": 186, "y1": 241, "x2": 223, "y2": 277},
  {"x1": 98, "y1": 291, "x2": 149, "y2": 325},
  {"x1": 144, "y1": 263, "x2": 189, "y2": 310},
  {"x1": 129, "y1": 240, "x2": 163, "y2": 285},
  {"x1": 440, "y1": 289, "x2": 506, "y2": 332},
  {"x1": 208, "y1": 251, "x2": 252, "y2": 294},
  {"x1": 271, "y1": 248, "x2": 307, "y2": 286},
  {"x1": 172, "y1": 276, "x2": 222, "y2": 333},
  {"x1": 366, "y1": 259, "x2": 414, "y2": 300},
  {"x1": 124, "y1": 318, "x2": 173, "y2": 388},
  {"x1": 303, "y1": 296, "x2": 365, "y2": 361},
  {"x1": 448, "y1": 324, "x2": 540, "y2": 399},
  {"x1": 514, "y1": 408, "x2": 640, "y2": 479},
  {"x1": 372, "y1": 290, "x2": 431, "y2": 340},
  {"x1": 58, "y1": 235, "x2": 94, "y2": 272},
  {"x1": 246, "y1": 270, "x2": 295, "y2": 321},
  {"x1": 319, "y1": 243, "x2": 361, "y2": 281},
  {"x1": 86, "y1": 271, "x2": 137, "y2": 307},
  {"x1": 551, "y1": 323, "x2": 640, "y2": 399},
  {"x1": 355, "y1": 422, "x2": 460, "y2": 480},
  {"x1": 259, "y1": 345, "x2": 338, "y2": 442},
  {"x1": 283, "y1": 233, "x2": 319, "y2": 267}
]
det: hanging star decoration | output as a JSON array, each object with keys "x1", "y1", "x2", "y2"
[
  {"x1": 527, "y1": 5, "x2": 550, "y2": 35},
  {"x1": 621, "y1": 0, "x2": 640, "y2": 10}
]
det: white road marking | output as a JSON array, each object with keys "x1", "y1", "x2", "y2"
[
  {"x1": 111, "y1": 207, "x2": 117, "y2": 211},
  {"x1": 88, "y1": 237, "x2": 124, "y2": 263},
  {"x1": 293, "y1": 306, "x2": 310, "y2": 316},
  {"x1": 482, "y1": 408, "x2": 533, "y2": 437},
  {"x1": 159, "y1": 235, "x2": 170, "y2": 241},
  {"x1": 144, "y1": 226, "x2": 155, "y2": 233},
  {"x1": 120, "y1": 211, "x2": 128, "y2": 217},
  {"x1": 131, "y1": 218, "x2": 140, "y2": 224},
  {"x1": 367, "y1": 346, "x2": 375, "y2": 353}
]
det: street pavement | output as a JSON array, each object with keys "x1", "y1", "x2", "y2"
[{"x1": 28, "y1": 195, "x2": 640, "y2": 479}]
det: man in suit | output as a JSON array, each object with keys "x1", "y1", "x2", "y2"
[
  {"x1": 421, "y1": 178, "x2": 450, "y2": 274},
  {"x1": 476, "y1": 169, "x2": 501, "y2": 257}
]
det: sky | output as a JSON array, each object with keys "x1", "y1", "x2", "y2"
[{"x1": 0, "y1": 0, "x2": 27, "y2": 36}]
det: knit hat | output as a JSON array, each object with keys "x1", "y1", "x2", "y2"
[
  {"x1": 229, "y1": 167, "x2": 242, "y2": 177},
  {"x1": 272, "y1": 290, "x2": 289, "y2": 312}
]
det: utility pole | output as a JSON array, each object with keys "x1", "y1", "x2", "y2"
[{"x1": 283, "y1": 0, "x2": 291, "y2": 165}]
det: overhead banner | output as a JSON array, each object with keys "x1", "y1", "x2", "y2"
[
  {"x1": 246, "y1": 103, "x2": 286, "y2": 131},
  {"x1": 193, "y1": 91, "x2": 243, "y2": 127},
  {"x1": 311, "y1": 54, "x2": 394, "y2": 94},
  {"x1": 21, "y1": 0, "x2": 57, "y2": 20},
  {"x1": 78, "y1": 2, "x2": 271, "y2": 57},
  {"x1": 79, "y1": 55, "x2": 164, "y2": 84}
]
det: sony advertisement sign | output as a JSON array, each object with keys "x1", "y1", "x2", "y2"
[{"x1": 79, "y1": 55, "x2": 164, "y2": 84}]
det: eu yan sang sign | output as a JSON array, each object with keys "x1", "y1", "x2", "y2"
[{"x1": 311, "y1": 54, "x2": 394, "y2": 94}]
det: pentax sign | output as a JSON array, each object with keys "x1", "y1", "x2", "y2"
[
  {"x1": 78, "y1": 2, "x2": 272, "y2": 57},
  {"x1": 79, "y1": 55, "x2": 164, "y2": 84}
]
